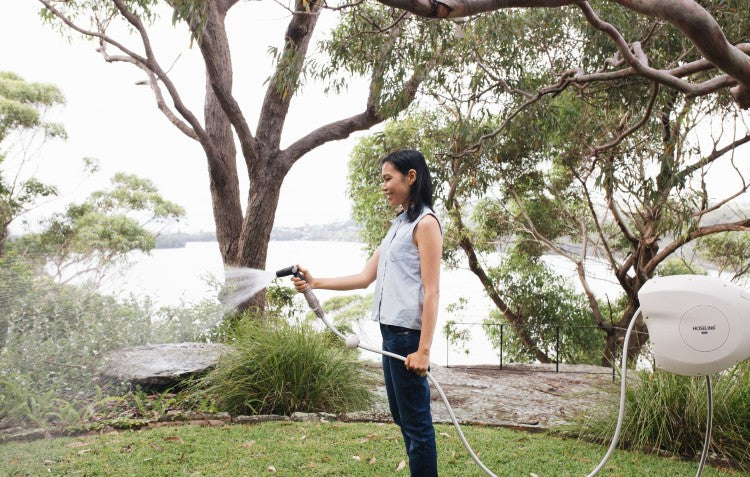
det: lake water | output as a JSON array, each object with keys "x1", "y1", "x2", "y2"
[{"x1": 100, "y1": 240, "x2": 627, "y2": 366}]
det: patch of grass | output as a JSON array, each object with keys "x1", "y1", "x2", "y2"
[
  {"x1": 566, "y1": 363, "x2": 750, "y2": 470},
  {"x1": 1, "y1": 422, "x2": 747, "y2": 476},
  {"x1": 190, "y1": 318, "x2": 376, "y2": 416}
]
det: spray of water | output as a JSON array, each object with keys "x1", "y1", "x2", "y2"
[{"x1": 220, "y1": 267, "x2": 277, "y2": 310}]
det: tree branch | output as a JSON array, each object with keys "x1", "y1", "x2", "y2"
[
  {"x1": 38, "y1": 0, "x2": 220, "y2": 158},
  {"x1": 572, "y1": 168, "x2": 620, "y2": 273},
  {"x1": 576, "y1": 1, "x2": 750, "y2": 108},
  {"x1": 608, "y1": 0, "x2": 750, "y2": 107},
  {"x1": 646, "y1": 218, "x2": 750, "y2": 275},
  {"x1": 592, "y1": 82, "x2": 659, "y2": 156},
  {"x1": 680, "y1": 130, "x2": 750, "y2": 179},
  {"x1": 373, "y1": 0, "x2": 750, "y2": 108},
  {"x1": 192, "y1": 2, "x2": 259, "y2": 173},
  {"x1": 280, "y1": 11, "x2": 428, "y2": 168},
  {"x1": 256, "y1": 1, "x2": 323, "y2": 157},
  {"x1": 99, "y1": 49, "x2": 198, "y2": 140}
]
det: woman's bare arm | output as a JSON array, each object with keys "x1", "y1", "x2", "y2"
[
  {"x1": 292, "y1": 249, "x2": 380, "y2": 291},
  {"x1": 405, "y1": 214, "x2": 442, "y2": 375}
]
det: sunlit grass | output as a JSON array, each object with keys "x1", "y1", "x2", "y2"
[{"x1": 2, "y1": 421, "x2": 747, "y2": 476}]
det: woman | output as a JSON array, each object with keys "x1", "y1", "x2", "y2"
[{"x1": 292, "y1": 149, "x2": 442, "y2": 476}]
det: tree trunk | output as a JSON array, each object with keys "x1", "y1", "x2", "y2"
[
  {"x1": 205, "y1": 82, "x2": 243, "y2": 266},
  {"x1": 458, "y1": 236, "x2": 551, "y2": 363},
  {"x1": 0, "y1": 225, "x2": 7, "y2": 257}
]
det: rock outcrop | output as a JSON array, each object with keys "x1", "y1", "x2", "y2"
[{"x1": 99, "y1": 342, "x2": 231, "y2": 391}]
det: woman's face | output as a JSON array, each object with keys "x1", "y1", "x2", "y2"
[{"x1": 381, "y1": 161, "x2": 414, "y2": 209}]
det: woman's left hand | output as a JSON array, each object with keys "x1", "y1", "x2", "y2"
[{"x1": 405, "y1": 349, "x2": 430, "y2": 376}]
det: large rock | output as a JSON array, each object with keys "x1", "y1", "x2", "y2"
[{"x1": 99, "y1": 342, "x2": 232, "y2": 391}]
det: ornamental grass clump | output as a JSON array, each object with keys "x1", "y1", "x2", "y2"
[
  {"x1": 191, "y1": 318, "x2": 374, "y2": 416},
  {"x1": 567, "y1": 363, "x2": 750, "y2": 470}
]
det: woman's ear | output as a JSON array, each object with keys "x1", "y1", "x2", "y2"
[{"x1": 408, "y1": 169, "x2": 417, "y2": 185}]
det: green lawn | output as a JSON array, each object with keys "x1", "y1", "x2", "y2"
[{"x1": 1, "y1": 421, "x2": 746, "y2": 476}]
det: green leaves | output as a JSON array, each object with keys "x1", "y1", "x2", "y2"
[
  {"x1": 191, "y1": 318, "x2": 373, "y2": 416},
  {"x1": 13, "y1": 171, "x2": 185, "y2": 286},
  {"x1": 0, "y1": 71, "x2": 66, "y2": 142},
  {"x1": 697, "y1": 232, "x2": 750, "y2": 280},
  {"x1": 89, "y1": 172, "x2": 185, "y2": 221},
  {"x1": 482, "y1": 253, "x2": 604, "y2": 364},
  {"x1": 171, "y1": 0, "x2": 207, "y2": 45}
]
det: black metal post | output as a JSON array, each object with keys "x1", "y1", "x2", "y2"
[
  {"x1": 555, "y1": 326, "x2": 560, "y2": 373},
  {"x1": 500, "y1": 324, "x2": 504, "y2": 370},
  {"x1": 446, "y1": 332, "x2": 449, "y2": 368},
  {"x1": 612, "y1": 330, "x2": 616, "y2": 383}
]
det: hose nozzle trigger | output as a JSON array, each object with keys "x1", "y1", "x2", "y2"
[{"x1": 275, "y1": 265, "x2": 304, "y2": 280}]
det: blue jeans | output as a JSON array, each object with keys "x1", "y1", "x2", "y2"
[{"x1": 381, "y1": 324, "x2": 438, "y2": 477}]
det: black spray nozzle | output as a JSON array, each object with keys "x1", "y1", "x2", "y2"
[{"x1": 276, "y1": 265, "x2": 304, "y2": 280}]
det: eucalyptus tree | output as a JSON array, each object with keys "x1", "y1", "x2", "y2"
[
  {"x1": 34, "y1": 0, "x2": 460, "y2": 310},
  {"x1": 498, "y1": 97, "x2": 750, "y2": 363},
  {"x1": 348, "y1": 6, "x2": 750, "y2": 365},
  {"x1": 0, "y1": 72, "x2": 64, "y2": 255}
]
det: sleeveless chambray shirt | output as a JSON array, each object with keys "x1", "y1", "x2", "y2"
[{"x1": 371, "y1": 207, "x2": 441, "y2": 330}]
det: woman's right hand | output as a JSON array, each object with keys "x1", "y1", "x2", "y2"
[{"x1": 291, "y1": 265, "x2": 314, "y2": 292}]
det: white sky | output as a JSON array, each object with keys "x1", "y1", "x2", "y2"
[
  {"x1": 2, "y1": 1, "x2": 748, "y2": 235},
  {"x1": 2, "y1": 0, "x2": 373, "y2": 232}
]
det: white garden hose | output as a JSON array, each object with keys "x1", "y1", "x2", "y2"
[
  {"x1": 301, "y1": 286, "x2": 498, "y2": 476},
  {"x1": 585, "y1": 307, "x2": 713, "y2": 477},
  {"x1": 585, "y1": 308, "x2": 639, "y2": 477},
  {"x1": 302, "y1": 287, "x2": 713, "y2": 477}
]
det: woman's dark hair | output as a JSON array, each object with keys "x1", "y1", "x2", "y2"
[{"x1": 381, "y1": 149, "x2": 434, "y2": 222}]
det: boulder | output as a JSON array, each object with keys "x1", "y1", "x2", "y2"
[{"x1": 99, "y1": 342, "x2": 231, "y2": 391}]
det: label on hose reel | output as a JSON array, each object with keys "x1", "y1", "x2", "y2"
[{"x1": 679, "y1": 306, "x2": 730, "y2": 352}]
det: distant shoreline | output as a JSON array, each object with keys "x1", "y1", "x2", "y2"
[{"x1": 156, "y1": 220, "x2": 361, "y2": 249}]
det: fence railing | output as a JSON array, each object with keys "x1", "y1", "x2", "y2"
[{"x1": 444, "y1": 321, "x2": 651, "y2": 382}]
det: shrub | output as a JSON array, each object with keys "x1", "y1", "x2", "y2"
[
  {"x1": 567, "y1": 363, "x2": 750, "y2": 469},
  {"x1": 0, "y1": 254, "x2": 226, "y2": 429},
  {"x1": 191, "y1": 317, "x2": 374, "y2": 416}
]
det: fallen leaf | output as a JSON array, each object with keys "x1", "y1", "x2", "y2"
[
  {"x1": 77, "y1": 449, "x2": 91, "y2": 456},
  {"x1": 396, "y1": 460, "x2": 407, "y2": 471},
  {"x1": 369, "y1": 457, "x2": 377, "y2": 465},
  {"x1": 242, "y1": 440, "x2": 256, "y2": 448},
  {"x1": 267, "y1": 465, "x2": 276, "y2": 473},
  {"x1": 300, "y1": 434, "x2": 306, "y2": 440},
  {"x1": 530, "y1": 473, "x2": 539, "y2": 477},
  {"x1": 352, "y1": 455, "x2": 361, "y2": 461},
  {"x1": 439, "y1": 432, "x2": 451, "y2": 439},
  {"x1": 164, "y1": 436, "x2": 183, "y2": 443}
]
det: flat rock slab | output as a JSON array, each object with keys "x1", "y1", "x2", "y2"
[
  {"x1": 99, "y1": 342, "x2": 231, "y2": 391},
  {"x1": 350, "y1": 362, "x2": 616, "y2": 430}
]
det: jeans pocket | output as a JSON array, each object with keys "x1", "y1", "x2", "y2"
[{"x1": 386, "y1": 324, "x2": 411, "y2": 335}]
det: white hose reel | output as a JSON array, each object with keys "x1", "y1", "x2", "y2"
[
  {"x1": 590, "y1": 275, "x2": 750, "y2": 477},
  {"x1": 639, "y1": 274, "x2": 750, "y2": 376}
]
